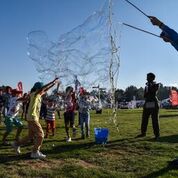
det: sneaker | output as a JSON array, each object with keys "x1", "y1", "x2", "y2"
[
  {"x1": 30, "y1": 151, "x2": 46, "y2": 159},
  {"x1": 11, "y1": 141, "x2": 21, "y2": 155},
  {"x1": 66, "y1": 137, "x2": 72, "y2": 142}
]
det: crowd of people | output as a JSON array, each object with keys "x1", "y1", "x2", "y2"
[
  {"x1": 0, "y1": 78, "x2": 91, "y2": 159},
  {"x1": 0, "y1": 72, "x2": 173, "y2": 161}
]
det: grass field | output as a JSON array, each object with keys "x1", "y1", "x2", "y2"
[{"x1": 1, "y1": 109, "x2": 178, "y2": 178}]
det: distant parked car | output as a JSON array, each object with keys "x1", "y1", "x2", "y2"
[
  {"x1": 161, "y1": 98, "x2": 172, "y2": 109},
  {"x1": 118, "y1": 102, "x2": 129, "y2": 109},
  {"x1": 136, "y1": 100, "x2": 145, "y2": 108},
  {"x1": 95, "y1": 101, "x2": 102, "y2": 114}
]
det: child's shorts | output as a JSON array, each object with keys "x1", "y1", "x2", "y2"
[
  {"x1": 64, "y1": 111, "x2": 75, "y2": 128},
  {"x1": 46, "y1": 120, "x2": 56, "y2": 129},
  {"x1": 4, "y1": 116, "x2": 23, "y2": 133}
]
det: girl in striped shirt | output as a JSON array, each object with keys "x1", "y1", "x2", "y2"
[{"x1": 45, "y1": 99, "x2": 57, "y2": 138}]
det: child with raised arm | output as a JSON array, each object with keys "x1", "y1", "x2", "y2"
[
  {"x1": 12, "y1": 78, "x2": 59, "y2": 159},
  {"x1": 64, "y1": 86, "x2": 77, "y2": 142},
  {"x1": 2, "y1": 89, "x2": 23, "y2": 145},
  {"x1": 3, "y1": 86, "x2": 12, "y2": 117}
]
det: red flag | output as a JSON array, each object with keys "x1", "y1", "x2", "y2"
[
  {"x1": 170, "y1": 90, "x2": 178, "y2": 106},
  {"x1": 17, "y1": 81, "x2": 23, "y2": 92},
  {"x1": 79, "y1": 87, "x2": 85, "y2": 95}
]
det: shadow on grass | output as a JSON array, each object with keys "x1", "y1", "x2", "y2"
[
  {"x1": 0, "y1": 153, "x2": 31, "y2": 164},
  {"x1": 167, "y1": 109, "x2": 178, "y2": 112},
  {"x1": 102, "y1": 137, "x2": 146, "y2": 149},
  {"x1": 45, "y1": 141, "x2": 96, "y2": 155},
  {"x1": 43, "y1": 137, "x2": 88, "y2": 144},
  {"x1": 160, "y1": 114, "x2": 178, "y2": 118},
  {"x1": 142, "y1": 162, "x2": 178, "y2": 178},
  {"x1": 148, "y1": 134, "x2": 178, "y2": 143},
  {"x1": 108, "y1": 136, "x2": 149, "y2": 143}
]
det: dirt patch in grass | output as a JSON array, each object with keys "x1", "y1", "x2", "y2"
[
  {"x1": 75, "y1": 159, "x2": 98, "y2": 169},
  {"x1": 16, "y1": 158, "x2": 97, "y2": 170},
  {"x1": 16, "y1": 159, "x2": 65, "y2": 170}
]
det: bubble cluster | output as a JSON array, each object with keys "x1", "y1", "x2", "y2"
[{"x1": 27, "y1": 1, "x2": 120, "y2": 88}]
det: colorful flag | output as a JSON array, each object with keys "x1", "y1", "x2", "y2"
[
  {"x1": 170, "y1": 90, "x2": 178, "y2": 106},
  {"x1": 17, "y1": 81, "x2": 23, "y2": 92}
]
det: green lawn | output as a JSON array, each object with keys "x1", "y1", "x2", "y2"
[{"x1": 1, "y1": 109, "x2": 178, "y2": 178}]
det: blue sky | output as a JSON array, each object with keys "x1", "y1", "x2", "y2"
[{"x1": 0, "y1": 0, "x2": 178, "y2": 92}]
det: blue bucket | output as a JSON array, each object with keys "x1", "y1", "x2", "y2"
[{"x1": 94, "y1": 128, "x2": 109, "y2": 144}]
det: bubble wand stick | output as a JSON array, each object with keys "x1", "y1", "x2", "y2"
[
  {"x1": 122, "y1": 22, "x2": 160, "y2": 38},
  {"x1": 124, "y1": 0, "x2": 149, "y2": 18}
]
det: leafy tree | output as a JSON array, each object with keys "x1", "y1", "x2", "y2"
[
  {"x1": 115, "y1": 89, "x2": 124, "y2": 102},
  {"x1": 136, "y1": 87, "x2": 144, "y2": 100},
  {"x1": 157, "y1": 84, "x2": 171, "y2": 100},
  {"x1": 124, "y1": 85, "x2": 138, "y2": 101}
]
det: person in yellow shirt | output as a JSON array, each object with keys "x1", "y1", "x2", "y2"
[{"x1": 12, "y1": 78, "x2": 59, "y2": 159}]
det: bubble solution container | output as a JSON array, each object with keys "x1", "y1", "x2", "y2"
[{"x1": 94, "y1": 128, "x2": 109, "y2": 144}]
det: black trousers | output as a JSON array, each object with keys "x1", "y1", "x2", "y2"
[{"x1": 141, "y1": 107, "x2": 160, "y2": 137}]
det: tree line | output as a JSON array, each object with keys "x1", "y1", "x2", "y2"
[{"x1": 115, "y1": 84, "x2": 173, "y2": 102}]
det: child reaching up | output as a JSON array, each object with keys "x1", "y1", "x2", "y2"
[
  {"x1": 2, "y1": 89, "x2": 23, "y2": 145},
  {"x1": 12, "y1": 78, "x2": 59, "y2": 159},
  {"x1": 64, "y1": 86, "x2": 77, "y2": 142}
]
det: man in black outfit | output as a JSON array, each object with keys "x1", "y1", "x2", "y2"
[{"x1": 137, "y1": 73, "x2": 160, "y2": 140}]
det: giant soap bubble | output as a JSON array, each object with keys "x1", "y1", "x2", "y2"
[{"x1": 27, "y1": 1, "x2": 120, "y2": 88}]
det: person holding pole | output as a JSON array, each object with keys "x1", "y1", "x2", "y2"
[{"x1": 149, "y1": 16, "x2": 178, "y2": 51}]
